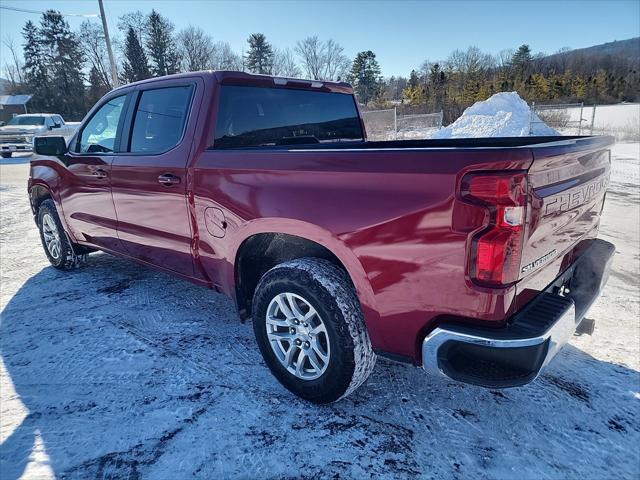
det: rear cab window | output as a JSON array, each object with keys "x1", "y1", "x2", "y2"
[
  {"x1": 129, "y1": 85, "x2": 194, "y2": 154},
  {"x1": 212, "y1": 85, "x2": 364, "y2": 148}
]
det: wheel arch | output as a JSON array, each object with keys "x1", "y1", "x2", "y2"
[
  {"x1": 29, "y1": 183, "x2": 54, "y2": 214},
  {"x1": 230, "y1": 224, "x2": 379, "y2": 334},
  {"x1": 29, "y1": 171, "x2": 74, "y2": 240}
]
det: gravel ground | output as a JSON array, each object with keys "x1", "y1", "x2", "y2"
[{"x1": 1, "y1": 145, "x2": 639, "y2": 479}]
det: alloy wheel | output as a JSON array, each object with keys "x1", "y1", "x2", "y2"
[{"x1": 265, "y1": 292, "x2": 331, "y2": 380}]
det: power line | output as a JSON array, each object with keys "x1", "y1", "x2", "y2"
[{"x1": 0, "y1": 5, "x2": 99, "y2": 18}]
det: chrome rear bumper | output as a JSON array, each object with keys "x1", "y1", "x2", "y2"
[{"x1": 422, "y1": 239, "x2": 615, "y2": 388}]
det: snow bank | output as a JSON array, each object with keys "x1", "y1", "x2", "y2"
[{"x1": 432, "y1": 91, "x2": 558, "y2": 138}]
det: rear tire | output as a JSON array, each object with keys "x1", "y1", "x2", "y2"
[
  {"x1": 252, "y1": 258, "x2": 376, "y2": 404},
  {"x1": 37, "y1": 199, "x2": 84, "y2": 270},
  {"x1": 1, "y1": 152, "x2": 12, "y2": 158}
]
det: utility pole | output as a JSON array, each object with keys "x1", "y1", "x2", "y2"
[{"x1": 98, "y1": 0, "x2": 119, "y2": 88}]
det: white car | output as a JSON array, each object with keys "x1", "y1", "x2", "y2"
[{"x1": 0, "y1": 114, "x2": 79, "y2": 158}]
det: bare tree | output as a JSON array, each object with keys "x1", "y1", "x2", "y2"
[
  {"x1": 323, "y1": 39, "x2": 350, "y2": 81},
  {"x1": 2, "y1": 37, "x2": 24, "y2": 90},
  {"x1": 272, "y1": 48, "x2": 301, "y2": 77},
  {"x1": 445, "y1": 49, "x2": 466, "y2": 73},
  {"x1": 117, "y1": 10, "x2": 147, "y2": 45},
  {"x1": 498, "y1": 48, "x2": 514, "y2": 68},
  {"x1": 295, "y1": 36, "x2": 350, "y2": 81},
  {"x1": 177, "y1": 26, "x2": 215, "y2": 72},
  {"x1": 212, "y1": 41, "x2": 243, "y2": 70},
  {"x1": 445, "y1": 46, "x2": 494, "y2": 79},
  {"x1": 461, "y1": 46, "x2": 494, "y2": 73},
  {"x1": 79, "y1": 21, "x2": 112, "y2": 89},
  {"x1": 295, "y1": 36, "x2": 325, "y2": 79},
  {"x1": 419, "y1": 59, "x2": 433, "y2": 85}
]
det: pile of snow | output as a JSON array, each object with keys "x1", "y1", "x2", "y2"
[{"x1": 432, "y1": 92, "x2": 559, "y2": 138}]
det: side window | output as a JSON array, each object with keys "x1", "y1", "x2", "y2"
[
  {"x1": 129, "y1": 85, "x2": 193, "y2": 154},
  {"x1": 77, "y1": 95, "x2": 126, "y2": 154}
]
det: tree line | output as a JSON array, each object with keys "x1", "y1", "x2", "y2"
[
  {"x1": 2, "y1": 9, "x2": 638, "y2": 122},
  {"x1": 388, "y1": 44, "x2": 639, "y2": 122}
]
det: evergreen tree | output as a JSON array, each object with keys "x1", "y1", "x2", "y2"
[
  {"x1": 38, "y1": 11, "x2": 86, "y2": 119},
  {"x1": 511, "y1": 44, "x2": 533, "y2": 81},
  {"x1": 407, "y1": 69, "x2": 420, "y2": 89},
  {"x1": 87, "y1": 66, "x2": 109, "y2": 106},
  {"x1": 146, "y1": 9, "x2": 179, "y2": 77},
  {"x1": 122, "y1": 26, "x2": 151, "y2": 83},
  {"x1": 429, "y1": 63, "x2": 446, "y2": 108},
  {"x1": 21, "y1": 20, "x2": 48, "y2": 112},
  {"x1": 348, "y1": 51, "x2": 382, "y2": 105},
  {"x1": 245, "y1": 33, "x2": 274, "y2": 74}
]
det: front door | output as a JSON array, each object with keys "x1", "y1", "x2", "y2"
[
  {"x1": 59, "y1": 93, "x2": 128, "y2": 251},
  {"x1": 110, "y1": 82, "x2": 198, "y2": 276}
]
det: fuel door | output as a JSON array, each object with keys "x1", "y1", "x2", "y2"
[{"x1": 204, "y1": 207, "x2": 227, "y2": 238}]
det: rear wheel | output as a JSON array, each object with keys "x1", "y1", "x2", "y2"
[
  {"x1": 252, "y1": 258, "x2": 376, "y2": 403},
  {"x1": 37, "y1": 199, "x2": 85, "y2": 270}
]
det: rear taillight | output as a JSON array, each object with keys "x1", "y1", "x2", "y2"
[{"x1": 461, "y1": 172, "x2": 527, "y2": 286}]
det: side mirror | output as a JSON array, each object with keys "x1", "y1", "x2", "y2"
[{"x1": 34, "y1": 136, "x2": 67, "y2": 156}]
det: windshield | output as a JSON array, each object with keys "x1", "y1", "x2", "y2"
[{"x1": 7, "y1": 116, "x2": 45, "y2": 126}]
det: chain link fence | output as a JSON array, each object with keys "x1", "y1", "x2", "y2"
[
  {"x1": 360, "y1": 109, "x2": 397, "y2": 140},
  {"x1": 361, "y1": 108, "x2": 443, "y2": 140},
  {"x1": 530, "y1": 102, "x2": 592, "y2": 135},
  {"x1": 530, "y1": 102, "x2": 640, "y2": 140},
  {"x1": 396, "y1": 112, "x2": 444, "y2": 139}
]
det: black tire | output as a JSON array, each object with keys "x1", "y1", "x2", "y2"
[
  {"x1": 37, "y1": 199, "x2": 81, "y2": 270},
  {"x1": 252, "y1": 258, "x2": 376, "y2": 404},
  {"x1": 1, "y1": 152, "x2": 12, "y2": 158}
]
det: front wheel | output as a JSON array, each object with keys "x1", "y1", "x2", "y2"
[
  {"x1": 252, "y1": 258, "x2": 376, "y2": 404},
  {"x1": 37, "y1": 199, "x2": 84, "y2": 270}
]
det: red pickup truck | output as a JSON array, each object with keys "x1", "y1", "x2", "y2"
[{"x1": 29, "y1": 71, "x2": 615, "y2": 403}]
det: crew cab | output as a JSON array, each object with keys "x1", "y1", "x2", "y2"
[
  {"x1": 28, "y1": 71, "x2": 615, "y2": 403},
  {"x1": 1, "y1": 113, "x2": 78, "y2": 158}
]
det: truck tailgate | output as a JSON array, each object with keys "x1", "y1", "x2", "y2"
[{"x1": 519, "y1": 136, "x2": 614, "y2": 284}]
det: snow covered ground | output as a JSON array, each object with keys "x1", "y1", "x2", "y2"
[{"x1": 1, "y1": 143, "x2": 639, "y2": 479}]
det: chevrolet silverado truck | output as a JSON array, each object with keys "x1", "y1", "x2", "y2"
[
  {"x1": 28, "y1": 72, "x2": 615, "y2": 403},
  {"x1": 1, "y1": 113, "x2": 78, "y2": 158}
]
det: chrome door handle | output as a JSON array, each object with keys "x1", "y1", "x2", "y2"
[
  {"x1": 158, "y1": 173, "x2": 181, "y2": 186},
  {"x1": 92, "y1": 168, "x2": 108, "y2": 179}
]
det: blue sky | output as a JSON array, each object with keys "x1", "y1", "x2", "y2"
[{"x1": 1, "y1": 0, "x2": 638, "y2": 77}]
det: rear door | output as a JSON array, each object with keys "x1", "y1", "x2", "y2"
[
  {"x1": 520, "y1": 137, "x2": 613, "y2": 280},
  {"x1": 110, "y1": 79, "x2": 200, "y2": 276}
]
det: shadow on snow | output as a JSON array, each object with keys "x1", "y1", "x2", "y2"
[{"x1": 1, "y1": 253, "x2": 638, "y2": 479}]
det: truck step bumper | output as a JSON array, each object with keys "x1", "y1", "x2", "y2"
[{"x1": 421, "y1": 238, "x2": 615, "y2": 388}]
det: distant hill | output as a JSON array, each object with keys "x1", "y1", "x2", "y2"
[{"x1": 544, "y1": 38, "x2": 640, "y2": 66}]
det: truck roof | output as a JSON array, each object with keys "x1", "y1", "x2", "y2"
[{"x1": 112, "y1": 70, "x2": 354, "y2": 95}]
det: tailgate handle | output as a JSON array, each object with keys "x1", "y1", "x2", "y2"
[{"x1": 158, "y1": 173, "x2": 181, "y2": 186}]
